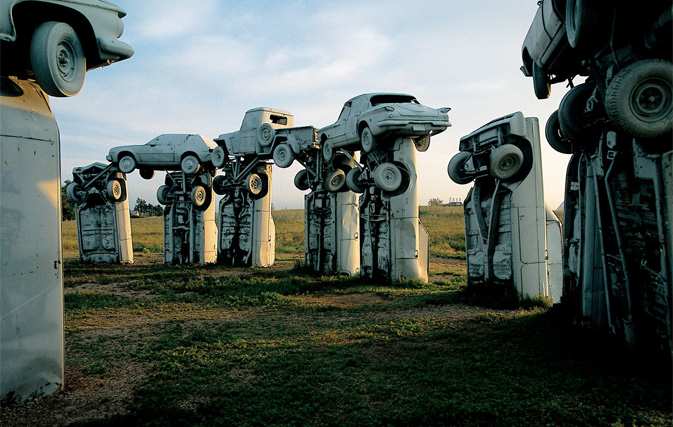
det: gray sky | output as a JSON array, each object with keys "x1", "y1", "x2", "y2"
[{"x1": 53, "y1": 0, "x2": 574, "y2": 210}]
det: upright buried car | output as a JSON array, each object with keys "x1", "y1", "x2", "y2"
[
  {"x1": 0, "y1": 0, "x2": 134, "y2": 97},
  {"x1": 317, "y1": 93, "x2": 450, "y2": 160}
]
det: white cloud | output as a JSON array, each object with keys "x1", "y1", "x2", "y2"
[{"x1": 134, "y1": 0, "x2": 220, "y2": 40}]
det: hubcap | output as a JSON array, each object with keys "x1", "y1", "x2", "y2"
[
  {"x1": 632, "y1": 79, "x2": 671, "y2": 122},
  {"x1": 57, "y1": 42, "x2": 76, "y2": 82}
]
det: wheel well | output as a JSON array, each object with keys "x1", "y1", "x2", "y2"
[
  {"x1": 358, "y1": 122, "x2": 369, "y2": 135},
  {"x1": 11, "y1": 2, "x2": 97, "y2": 70},
  {"x1": 181, "y1": 152, "x2": 199, "y2": 161},
  {"x1": 118, "y1": 151, "x2": 134, "y2": 162}
]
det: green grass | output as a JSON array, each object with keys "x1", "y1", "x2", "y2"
[{"x1": 24, "y1": 208, "x2": 670, "y2": 426}]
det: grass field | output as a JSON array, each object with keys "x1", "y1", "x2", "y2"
[{"x1": 2, "y1": 206, "x2": 671, "y2": 426}]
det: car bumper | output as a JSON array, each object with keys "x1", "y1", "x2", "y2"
[
  {"x1": 98, "y1": 37, "x2": 135, "y2": 60},
  {"x1": 376, "y1": 120, "x2": 450, "y2": 135}
]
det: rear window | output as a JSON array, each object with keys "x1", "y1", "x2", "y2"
[
  {"x1": 270, "y1": 115, "x2": 288, "y2": 125},
  {"x1": 370, "y1": 95, "x2": 418, "y2": 106}
]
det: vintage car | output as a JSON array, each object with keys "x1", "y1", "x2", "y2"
[
  {"x1": 107, "y1": 134, "x2": 217, "y2": 177},
  {"x1": 448, "y1": 112, "x2": 533, "y2": 185},
  {"x1": 520, "y1": 0, "x2": 584, "y2": 99},
  {"x1": 66, "y1": 161, "x2": 126, "y2": 204},
  {"x1": 317, "y1": 93, "x2": 450, "y2": 159},
  {"x1": 214, "y1": 107, "x2": 318, "y2": 169},
  {"x1": 0, "y1": 0, "x2": 134, "y2": 97}
]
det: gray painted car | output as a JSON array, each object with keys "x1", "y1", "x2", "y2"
[
  {"x1": 317, "y1": 93, "x2": 450, "y2": 159},
  {"x1": 0, "y1": 0, "x2": 134, "y2": 97},
  {"x1": 107, "y1": 134, "x2": 218, "y2": 176},
  {"x1": 214, "y1": 107, "x2": 318, "y2": 169}
]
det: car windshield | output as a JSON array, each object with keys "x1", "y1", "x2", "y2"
[{"x1": 370, "y1": 95, "x2": 418, "y2": 106}]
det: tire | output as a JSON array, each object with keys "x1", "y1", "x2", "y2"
[
  {"x1": 30, "y1": 22, "x2": 86, "y2": 97},
  {"x1": 66, "y1": 182, "x2": 82, "y2": 203},
  {"x1": 273, "y1": 143, "x2": 295, "y2": 168},
  {"x1": 181, "y1": 154, "x2": 201, "y2": 175},
  {"x1": 213, "y1": 175, "x2": 228, "y2": 195},
  {"x1": 415, "y1": 135, "x2": 430, "y2": 152},
  {"x1": 191, "y1": 185, "x2": 210, "y2": 210},
  {"x1": 325, "y1": 169, "x2": 346, "y2": 192},
  {"x1": 322, "y1": 140, "x2": 335, "y2": 162},
  {"x1": 545, "y1": 110, "x2": 573, "y2": 154},
  {"x1": 565, "y1": 0, "x2": 604, "y2": 50},
  {"x1": 558, "y1": 83, "x2": 595, "y2": 142},
  {"x1": 107, "y1": 178, "x2": 125, "y2": 202},
  {"x1": 294, "y1": 169, "x2": 310, "y2": 191},
  {"x1": 605, "y1": 59, "x2": 673, "y2": 138},
  {"x1": 489, "y1": 145, "x2": 524, "y2": 180},
  {"x1": 447, "y1": 151, "x2": 473, "y2": 185},
  {"x1": 246, "y1": 173, "x2": 267, "y2": 199},
  {"x1": 360, "y1": 127, "x2": 376, "y2": 153},
  {"x1": 533, "y1": 62, "x2": 551, "y2": 99},
  {"x1": 257, "y1": 123, "x2": 276, "y2": 147},
  {"x1": 157, "y1": 185, "x2": 170, "y2": 205},
  {"x1": 373, "y1": 162, "x2": 403, "y2": 192},
  {"x1": 139, "y1": 169, "x2": 155, "y2": 180},
  {"x1": 212, "y1": 146, "x2": 227, "y2": 168},
  {"x1": 118, "y1": 155, "x2": 136, "y2": 174},
  {"x1": 346, "y1": 167, "x2": 366, "y2": 193}
]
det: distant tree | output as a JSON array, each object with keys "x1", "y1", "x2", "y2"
[
  {"x1": 61, "y1": 180, "x2": 76, "y2": 221},
  {"x1": 427, "y1": 198, "x2": 444, "y2": 207}
]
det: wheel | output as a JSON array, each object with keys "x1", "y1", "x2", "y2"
[
  {"x1": 489, "y1": 145, "x2": 524, "y2": 180},
  {"x1": 346, "y1": 167, "x2": 366, "y2": 193},
  {"x1": 66, "y1": 182, "x2": 82, "y2": 203},
  {"x1": 325, "y1": 169, "x2": 346, "y2": 192},
  {"x1": 118, "y1": 155, "x2": 136, "y2": 174},
  {"x1": 565, "y1": 0, "x2": 604, "y2": 50},
  {"x1": 106, "y1": 179, "x2": 125, "y2": 202},
  {"x1": 181, "y1": 154, "x2": 201, "y2": 175},
  {"x1": 545, "y1": 111, "x2": 573, "y2": 154},
  {"x1": 213, "y1": 175, "x2": 228, "y2": 195},
  {"x1": 157, "y1": 185, "x2": 170, "y2": 205},
  {"x1": 532, "y1": 62, "x2": 551, "y2": 99},
  {"x1": 273, "y1": 143, "x2": 295, "y2": 168},
  {"x1": 605, "y1": 59, "x2": 673, "y2": 138},
  {"x1": 294, "y1": 169, "x2": 310, "y2": 191},
  {"x1": 373, "y1": 162, "x2": 403, "y2": 192},
  {"x1": 322, "y1": 140, "x2": 335, "y2": 162},
  {"x1": 191, "y1": 185, "x2": 210, "y2": 210},
  {"x1": 447, "y1": 151, "x2": 473, "y2": 185},
  {"x1": 30, "y1": 22, "x2": 85, "y2": 97},
  {"x1": 360, "y1": 127, "x2": 376, "y2": 153},
  {"x1": 257, "y1": 123, "x2": 276, "y2": 146},
  {"x1": 246, "y1": 173, "x2": 267, "y2": 199},
  {"x1": 139, "y1": 169, "x2": 155, "y2": 180},
  {"x1": 212, "y1": 146, "x2": 227, "y2": 168},
  {"x1": 558, "y1": 83, "x2": 595, "y2": 141},
  {"x1": 415, "y1": 135, "x2": 431, "y2": 152}
]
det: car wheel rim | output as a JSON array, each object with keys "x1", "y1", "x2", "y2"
[
  {"x1": 249, "y1": 176, "x2": 262, "y2": 194},
  {"x1": 496, "y1": 154, "x2": 521, "y2": 176},
  {"x1": 632, "y1": 78, "x2": 671, "y2": 122},
  {"x1": 57, "y1": 41, "x2": 76, "y2": 82},
  {"x1": 194, "y1": 188, "x2": 205, "y2": 205}
]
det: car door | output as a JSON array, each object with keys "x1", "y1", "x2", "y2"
[
  {"x1": 345, "y1": 96, "x2": 367, "y2": 143},
  {"x1": 329, "y1": 102, "x2": 351, "y2": 146},
  {"x1": 139, "y1": 138, "x2": 174, "y2": 165}
]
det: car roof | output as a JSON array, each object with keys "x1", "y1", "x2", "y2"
[
  {"x1": 346, "y1": 93, "x2": 416, "y2": 103},
  {"x1": 245, "y1": 107, "x2": 293, "y2": 116}
]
